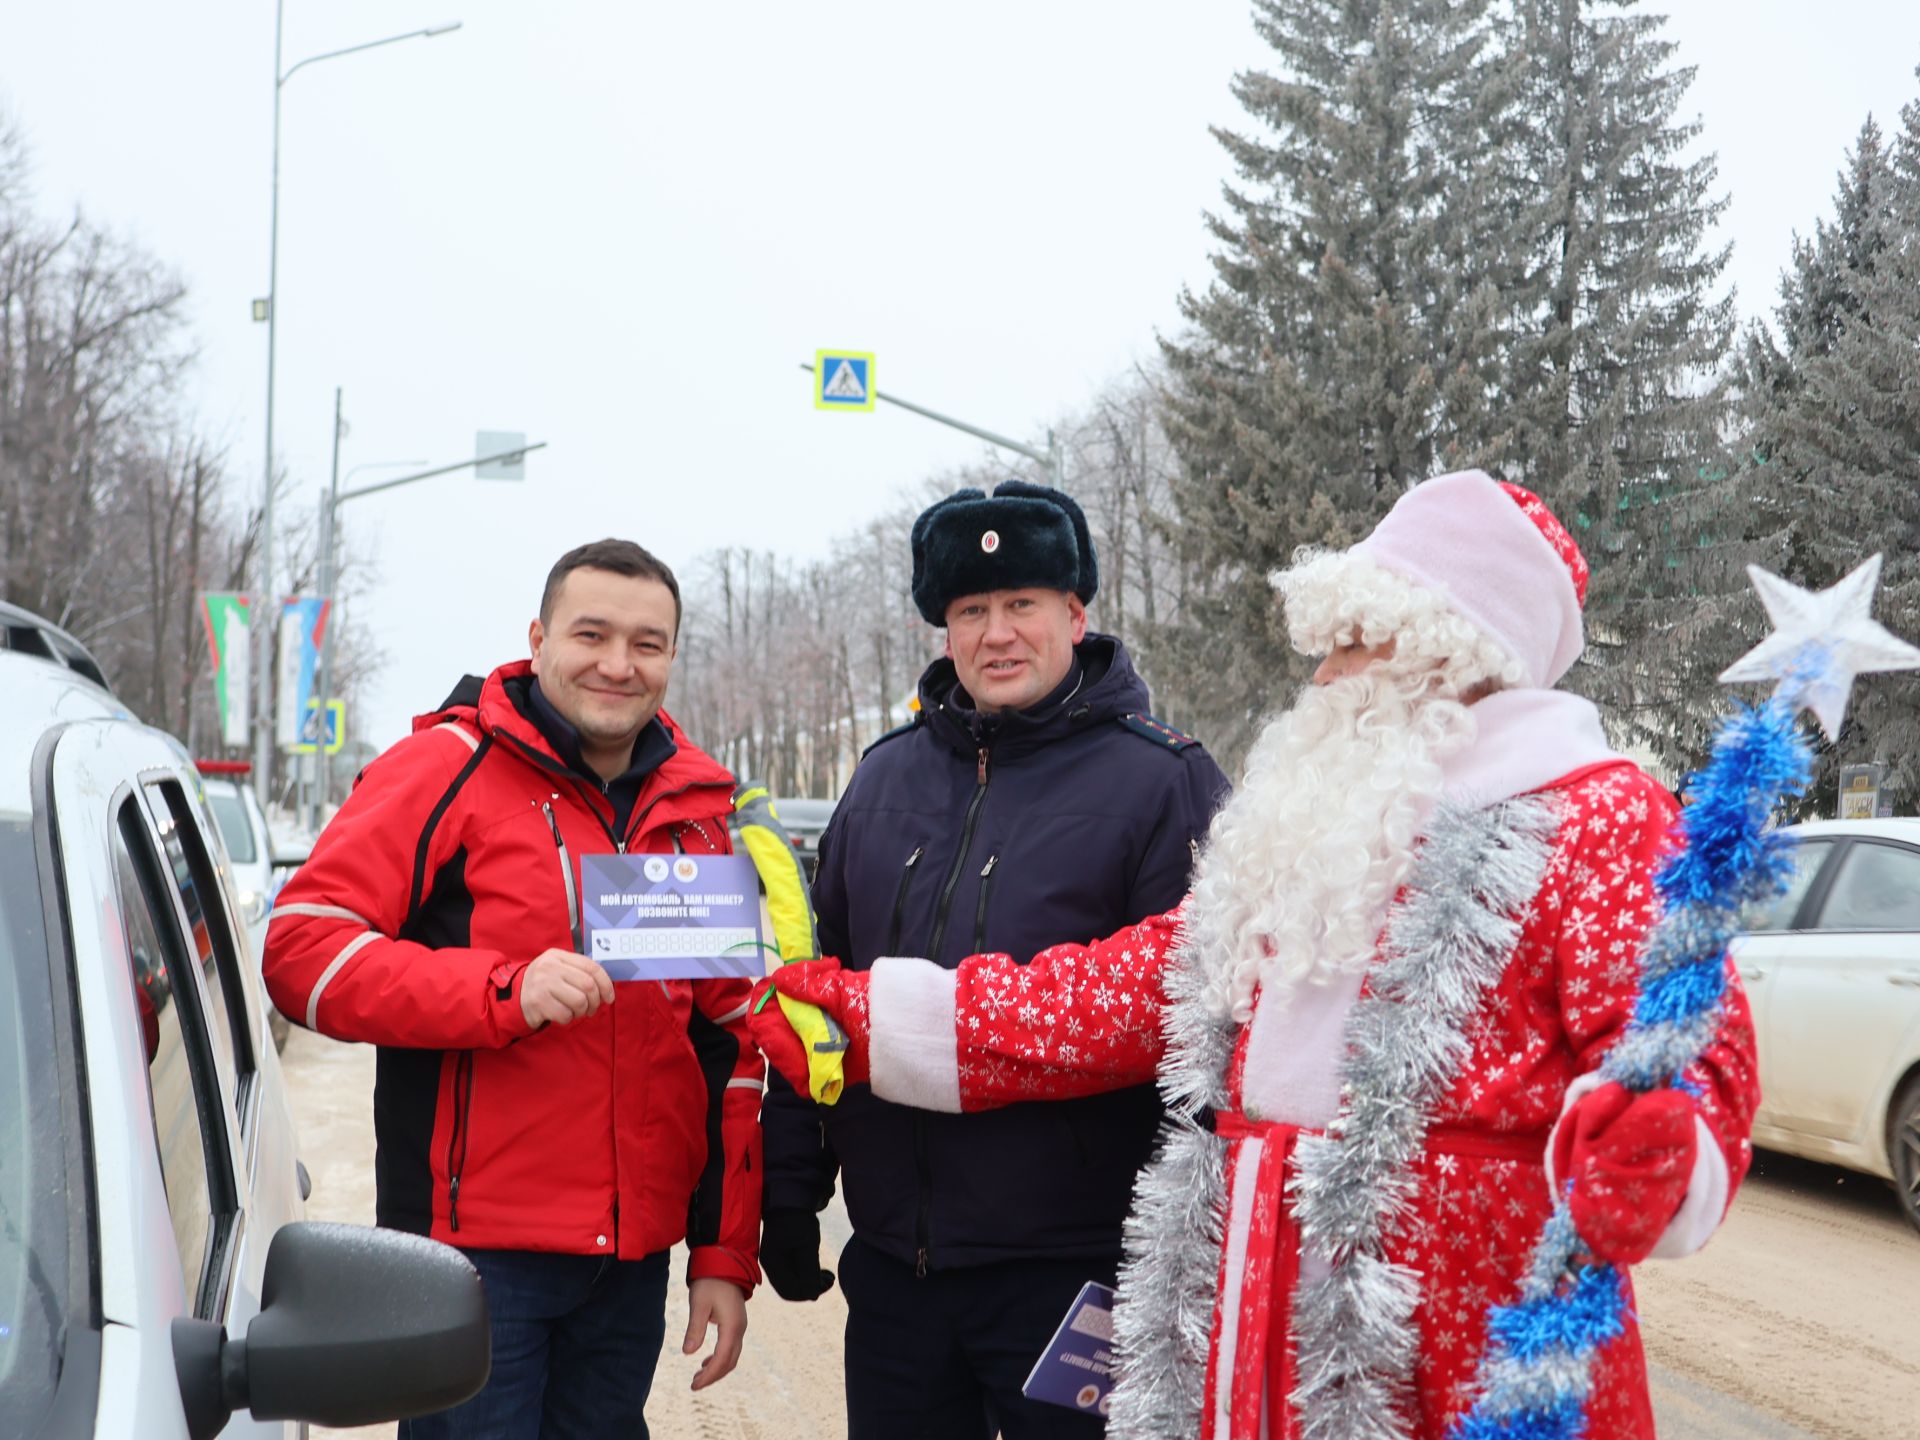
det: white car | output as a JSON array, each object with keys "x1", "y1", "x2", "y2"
[
  {"x1": 1733, "y1": 817, "x2": 1920, "y2": 1232},
  {"x1": 0, "y1": 607, "x2": 488, "y2": 1437},
  {"x1": 194, "y1": 765, "x2": 293, "y2": 1050}
]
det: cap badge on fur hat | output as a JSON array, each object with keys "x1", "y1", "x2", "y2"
[{"x1": 908, "y1": 480, "x2": 1098, "y2": 626}]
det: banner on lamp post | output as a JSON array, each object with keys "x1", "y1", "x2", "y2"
[
  {"x1": 198, "y1": 593, "x2": 253, "y2": 749},
  {"x1": 275, "y1": 596, "x2": 331, "y2": 753}
]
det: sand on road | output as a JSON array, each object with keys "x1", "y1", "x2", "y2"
[{"x1": 281, "y1": 1028, "x2": 1919, "y2": 1439}]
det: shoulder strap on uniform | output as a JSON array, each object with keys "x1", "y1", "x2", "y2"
[
  {"x1": 1116, "y1": 712, "x2": 1202, "y2": 752},
  {"x1": 860, "y1": 715, "x2": 923, "y2": 759}
]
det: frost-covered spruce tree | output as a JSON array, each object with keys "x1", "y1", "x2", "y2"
[
  {"x1": 1746, "y1": 99, "x2": 1920, "y2": 806},
  {"x1": 1482, "y1": 0, "x2": 1737, "y2": 769},
  {"x1": 1154, "y1": 0, "x2": 1506, "y2": 762}
]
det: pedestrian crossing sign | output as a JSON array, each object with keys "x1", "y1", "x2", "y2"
[{"x1": 814, "y1": 350, "x2": 876, "y2": 411}]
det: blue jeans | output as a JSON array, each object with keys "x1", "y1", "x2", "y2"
[{"x1": 401, "y1": 1247, "x2": 671, "y2": 1440}]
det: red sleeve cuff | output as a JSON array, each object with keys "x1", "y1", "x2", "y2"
[
  {"x1": 686, "y1": 1245, "x2": 759, "y2": 1296},
  {"x1": 487, "y1": 960, "x2": 538, "y2": 1042}
]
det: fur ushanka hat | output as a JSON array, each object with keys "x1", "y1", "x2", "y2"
[{"x1": 909, "y1": 479, "x2": 1098, "y2": 626}]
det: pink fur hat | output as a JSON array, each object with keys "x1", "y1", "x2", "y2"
[{"x1": 1350, "y1": 470, "x2": 1589, "y2": 688}]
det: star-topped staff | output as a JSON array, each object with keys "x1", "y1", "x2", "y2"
[
  {"x1": 1719, "y1": 554, "x2": 1920, "y2": 741},
  {"x1": 1453, "y1": 556, "x2": 1920, "y2": 1440}
]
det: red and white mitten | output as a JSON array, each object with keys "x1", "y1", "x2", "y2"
[
  {"x1": 1551, "y1": 1081, "x2": 1699, "y2": 1265},
  {"x1": 759, "y1": 959, "x2": 872, "y2": 1089}
]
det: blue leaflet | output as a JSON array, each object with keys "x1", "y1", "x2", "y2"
[{"x1": 1449, "y1": 695, "x2": 1810, "y2": 1438}]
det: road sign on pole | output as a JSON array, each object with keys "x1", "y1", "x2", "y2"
[
  {"x1": 814, "y1": 350, "x2": 876, "y2": 411},
  {"x1": 475, "y1": 431, "x2": 530, "y2": 479},
  {"x1": 291, "y1": 698, "x2": 346, "y2": 756}
]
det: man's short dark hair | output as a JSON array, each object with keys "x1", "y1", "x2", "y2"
[{"x1": 540, "y1": 539, "x2": 682, "y2": 634}]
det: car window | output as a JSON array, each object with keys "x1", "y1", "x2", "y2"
[
  {"x1": 0, "y1": 818, "x2": 67, "y2": 1436},
  {"x1": 112, "y1": 803, "x2": 236, "y2": 1315},
  {"x1": 1812, "y1": 840, "x2": 1920, "y2": 932},
  {"x1": 1749, "y1": 837, "x2": 1834, "y2": 932},
  {"x1": 144, "y1": 781, "x2": 255, "y2": 1109},
  {"x1": 204, "y1": 787, "x2": 257, "y2": 863}
]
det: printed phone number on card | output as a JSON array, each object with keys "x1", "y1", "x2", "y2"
[{"x1": 592, "y1": 927, "x2": 760, "y2": 960}]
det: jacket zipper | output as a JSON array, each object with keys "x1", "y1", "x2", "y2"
[
  {"x1": 970, "y1": 854, "x2": 998, "y2": 953},
  {"x1": 542, "y1": 802, "x2": 585, "y2": 951},
  {"x1": 885, "y1": 846, "x2": 925, "y2": 955},
  {"x1": 925, "y1": 748, "x2": 991, "y2": 963},
  {"x1": 446, "y1": 1052, "x2": 475, "y2": 1231},
  {"x1": 914, "y1": 1115, "x2": 932, "y2": 1278},
  {"x1": 500, "y1": 728, "x2": 711, "y2": 854}
]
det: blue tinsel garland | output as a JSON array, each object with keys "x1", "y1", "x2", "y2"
[{"x1": 1448, "y1": 697, "x2": 1811, "y2": 1438}]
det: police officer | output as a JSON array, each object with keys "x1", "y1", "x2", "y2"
[{"x1": 759, "y1": 481, "x2": 1229, "y2": 1438}]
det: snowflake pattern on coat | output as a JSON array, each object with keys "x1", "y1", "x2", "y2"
[{"x1": 938, "y1": 762, "x2": 1759, "y2": 1440}]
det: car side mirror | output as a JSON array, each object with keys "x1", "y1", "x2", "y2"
[{"x1": 172, "y1": 1222, "x2": 489, "y2": 1440}]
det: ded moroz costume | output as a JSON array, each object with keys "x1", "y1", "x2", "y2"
[{"x1": 756, "y1": 472, "x2": 1760, "y2": 1440}]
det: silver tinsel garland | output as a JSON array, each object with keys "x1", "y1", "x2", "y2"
[
  {"x1": 1106, "y1": 799, "x2": 1559, "y2": 1439},
  {"x1": 1108, "y1": 907, "x2": 1237, "y2": 1439},
  {"x1": 1291, "y1": 796, "x2": 1557, "y2": 1440}
]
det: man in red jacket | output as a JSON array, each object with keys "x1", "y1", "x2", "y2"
[{"x1": 265, "y1": 539, "x2": 762, "y2": 1439}]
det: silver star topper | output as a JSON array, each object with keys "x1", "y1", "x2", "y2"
[{"x1": 1719, "y1": 554, "x2": 1920, "y2": 740}]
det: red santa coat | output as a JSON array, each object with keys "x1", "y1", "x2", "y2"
[{"x1": 861, "y1": 755, "x2": 1759, "y2": 1440}]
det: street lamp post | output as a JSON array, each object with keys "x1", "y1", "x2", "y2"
[
  {"x1": 799, "y1": 362, "x2": 1065, "y2": 490},
  {"x1": 308, "y1": 433, "x2": 547, "y2": 827},
  {"x1": 253, "y1": 7, "x2": 463, "y2": 804},
  {"x1": 309, "y1": 421, "x2": 428, "y2": 831}
]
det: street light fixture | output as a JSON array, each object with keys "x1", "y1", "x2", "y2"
[
  {"x1": 253, "y1": 6, "x2": 463, "y2": 803},
  {"x1": 304, "y1": 386, "x2": 545, "y2": 827}
]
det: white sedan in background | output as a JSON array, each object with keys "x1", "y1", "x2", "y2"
[{"x1": 1733, "y1": 818, "x2": 1920, "y2": 1233}]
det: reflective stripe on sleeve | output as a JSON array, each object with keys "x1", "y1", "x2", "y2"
[
  {"x1": 268, "y1": 902, "x2": 375, "y2": 927},
  {"x1": 306, "y1": 931, "x2": 381, "y2": 1030}
]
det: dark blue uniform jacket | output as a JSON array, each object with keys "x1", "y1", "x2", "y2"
[{"x1": 762, "y1": 634, "x2": 1230, "y2": 1270}]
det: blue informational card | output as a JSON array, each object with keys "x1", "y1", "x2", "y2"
[
  {"x1": 1020, "y1": 1281, "x2": 1119, "y2": 1417},
  {"x1": 580, "y1": 853, "x2": 766, "y2": 981}
]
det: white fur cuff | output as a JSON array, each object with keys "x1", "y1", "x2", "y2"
[
  {"x1": 868, "y1": 958, "x2": 963, "y2": 1113},
  {"x1": 1648, "y1": 1117, "x2": 1730, "y2": 1260}
]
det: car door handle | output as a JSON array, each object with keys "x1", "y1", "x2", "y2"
[
  {"x1": 1740, "y1": 967, "x2": 1766, "y2": 982},
  {"x1": 1890, "y1": 971, "x2": 1920, "y2": 989}
]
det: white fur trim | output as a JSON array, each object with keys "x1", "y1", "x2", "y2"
[
  {"x1": 1210, "y1": 1136, "x2": 1267, "y2": 1440},
  {"x1": 867, "y1": 957, "x2": 962, "y2": 1113},
  {"x1": 1440, "y1": 690, "x2": 1626, "y2": 808},
  {"x1": 1546, "y1": 1075, "x2": 1730, "y2": 1259},
  {"x1": 1238, "y1": 968, "x2": 1365, "y2": 1129},
  {"x1": 1649, "y1": 1117, "x2": 1730, "y2": 1259},
  {"x1": 1355, "y1": 469, "x2": 1584, "y2": 688}
]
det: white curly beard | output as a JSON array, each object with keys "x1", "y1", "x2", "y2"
[{"x1": 1188, "y1": 664, "x2": 1480, "y2": 1023}]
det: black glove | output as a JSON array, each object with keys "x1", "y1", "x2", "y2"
[{"x1": 760, "y1": 1208, "x2": 834, "y2": 1301}]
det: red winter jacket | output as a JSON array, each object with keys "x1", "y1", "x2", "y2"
[{"x1": 263, "y1": 661, "x2": 763, "y2": 1290}]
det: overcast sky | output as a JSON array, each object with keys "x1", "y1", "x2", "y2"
[{"x1": 5, "y1": 2, "x2": 1920, "y2": 749}]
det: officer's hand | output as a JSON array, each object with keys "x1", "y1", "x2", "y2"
[
  {"x1": 760, "y1": 1208, "x2": 835, "y2": 1301},
  {"x1": 519, "y1": 948, "x2": 615, "y2": 1029},
  {"x1": 684, "y1": 1277, "x2": 747, "y2": 1390}
]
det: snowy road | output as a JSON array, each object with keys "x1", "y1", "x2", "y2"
[{"x1": 282, "y1": 1028, "x2": 1917, "y2": 1439}]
